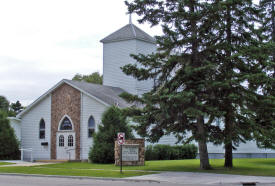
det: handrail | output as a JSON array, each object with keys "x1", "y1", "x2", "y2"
[{"x1": 20, "y1": 148, "x2": 33, "y2": 162}]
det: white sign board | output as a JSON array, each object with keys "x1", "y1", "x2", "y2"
[
  {"x1": 122, "y1": 145, "x2": 139, "y2": 161},
  {"x1": 117, "y1": 133, "x2": 125, "y2": 145}
]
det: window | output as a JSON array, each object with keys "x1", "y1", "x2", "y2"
[
  {"x1": 59, "y1": 135, "x2": 64, "y2": 147},
  {"x1": 39, "y1": 119, "x2": 45, "y2": 139},
  {"x1": 68, "y1": 135, "x2": 74, "y2": 147},
  {"x1": 88, "y1": 116, "x2": 95, "y2": 137},
  {"x1": 60, "y1": 117, "x2": 72, "y2": 130}
]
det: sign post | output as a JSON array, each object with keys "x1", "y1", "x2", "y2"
[{"x1": 117, "y1": 132, "x2": 125, "y2": 174}]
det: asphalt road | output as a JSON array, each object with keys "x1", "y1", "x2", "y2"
[
  {"x1": 1, "y1": 174, "x2": 275, "y2": 186},
  {"x1": 0, "y1": 175, "x2": 238, "y2": 186},
  {"x1": 0, "y1": 175, "x2": 178, "y2": 186}
]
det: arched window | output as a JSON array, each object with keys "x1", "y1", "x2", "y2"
[
  {"x1": 39, "y1": 119, "x2": 45, "y2": 139},
  {"x1": 88, "y1": 116, "x2": 95, "y2": 138},
  {"x1": 60, "y1": 117, "x2": 72, "y2": 130},
  {"x1": 59, "y1": 135, "x2": 64, "y2": 147},
  {"x1": 68, "y1": 135, "x2": 74, "y2": 147}
]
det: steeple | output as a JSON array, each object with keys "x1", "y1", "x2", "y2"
[
  {"x1": 100, "y1": 17, "x2": 156, "y2": 95},
  {"x1": 129, "y1": 14, "x2": 132, "y2": 24},
  {"x1": 100, "y1": 20, "x2": 156, "y2": 44}
]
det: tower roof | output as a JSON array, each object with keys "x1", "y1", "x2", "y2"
[{"x1": 100, "y1": 23, "x2": 156, "y2": 44}]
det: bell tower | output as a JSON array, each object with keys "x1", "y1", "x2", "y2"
[{"x1": 100, "y1": 17, "x2": 156, "y2": 95}]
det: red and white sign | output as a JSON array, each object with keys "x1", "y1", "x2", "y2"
[{"x1": 117, "y1": 132, "x2": 125, "y2": 145}]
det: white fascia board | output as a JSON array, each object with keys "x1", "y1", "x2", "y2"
[
  {"x1": 17, "y1": 80, "x2": 65, "y2": 118},
  {"x1": 7, "y1": 117, "x2": 21, "y2": 122}
]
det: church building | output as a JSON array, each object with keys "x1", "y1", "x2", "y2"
[{"x1": 9, "y1": 19, "x2": 275, "y2": 161}]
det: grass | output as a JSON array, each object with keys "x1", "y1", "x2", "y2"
[
  {"x1": 0, "y1": 166, "x2": 155, "y2": 178},
  {"x1": 38, "y1": 158, "x2": 275, "y2": 177},
  {"x1": 1, "y1": 159, "x2": 275, "y2": 177},
  {"x1": 0, "y1": 162, "x2": 13, "y2": 166}
]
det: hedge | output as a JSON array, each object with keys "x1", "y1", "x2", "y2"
[{"x1": 145, "y1": 144, "x2": 197, "y2": 160}]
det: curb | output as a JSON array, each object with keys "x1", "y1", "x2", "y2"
[{"x1": 0, "y1": 173, "x2": 160, "y2": 183}]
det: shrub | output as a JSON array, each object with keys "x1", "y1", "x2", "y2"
[
  {"x1": 89, "y1": 106, "x2": 133, "y2": 163},
  {"x1": 0, "y1": 111, "x2": 20, "y2": 160},
  {"x1": 145, "y1": 144, "x2": 197, "y2": 161}
]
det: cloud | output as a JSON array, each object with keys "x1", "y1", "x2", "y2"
[{"x1": 0, "y1": 0, "x2": 162, "y2": 106}]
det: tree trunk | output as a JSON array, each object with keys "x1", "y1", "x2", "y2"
[
  {"x1": 224, "y1": 138, "x2": 233, "y2": 168},
  {"x1": 197, "y1": 116, "x2": 211, "y2": 170},
  {"x1": 224, "y1": 110, "x2": 233, "y2": 168},
  {"x1": 223, "y1": 3, "x2": 234, "y2": 168}
]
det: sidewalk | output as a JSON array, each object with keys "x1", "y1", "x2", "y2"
[
  {"x1": 0, "y1": 160, "x2": 55, "y2": 167},
  {"x1": 126, "y1": 171, "x2": 275, "y2": 185}
]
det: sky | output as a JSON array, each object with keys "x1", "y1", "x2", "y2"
[{"x1": 0, "y1": 0, "x2": 162, "y2": 106}]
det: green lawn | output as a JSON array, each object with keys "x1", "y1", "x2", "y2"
[
  {"x1": 38, "y1": 158, "x2": 275, "y2": 177},
  {"x1": 0, "y1": 159, "x2": 275, "y2": 177},
  {"x1": 0, "y1": 162, "x2": 13, "y2": 166},
  {"x1": 0, "y1": 166, "x2": 155, "y2": 178}
]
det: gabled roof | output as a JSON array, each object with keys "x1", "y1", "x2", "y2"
[
  {"x1": 17, "y1": 79, "x2": 131, "y2": 118},
  {"x1": 100, "y1": 23, "x2": 156, "y2": 44},
  {"x1": 64, "y1": 80, "x2": 131, "y2": 108}
]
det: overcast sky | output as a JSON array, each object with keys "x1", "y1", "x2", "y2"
[{"x1": 0, "y1": 0, "x2": 162, "y2": 106}]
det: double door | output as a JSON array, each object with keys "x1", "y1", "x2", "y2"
[{"x1": 56, "y1": 132, "x2": 75, "y2": 160}]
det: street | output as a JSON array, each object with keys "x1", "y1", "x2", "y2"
[
  {"x1": 1, "y1": 174, "x2": 275, "y2": 186},
  {"x1": 0, "y1": 175, "x2": 233, "y2": 186}
]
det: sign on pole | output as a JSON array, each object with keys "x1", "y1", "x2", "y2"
[
  {"x1": 117, "y1": 132, "x2": 125, "y2": 174},
  {"x1": 117, "y1": 132, "x2": 125, "y2": 145}
]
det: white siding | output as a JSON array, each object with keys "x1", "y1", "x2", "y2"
[
  {"x1": 9, "y1": 119, "x2": 21, "y2": 142},
  {"x1": 80, "y1": 93, "x2": 108, "y2": 160},
  {"x1": 136, "y1": 40, "x2": 156, "y2": 95},
  {"x1": 103, "y1": 40, "x2": 137, "y2": 95},
  {"x1": 207, "y1": 141, "x2": 275, "y2": 154},
  {"x1": 20, "y1": 95, "x2": 51, "y2": 160},
  {"x1": 102, "y1": 39, "x2": 156, "y2": 96},
  {"x1": 151, "y1": 136, "x2": 275, "y2": 154}
]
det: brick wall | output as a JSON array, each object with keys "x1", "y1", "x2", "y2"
[
  {"x1": 114, "y1": 139, "x2": 145, "y2": 166},
  {"x1": 51, "y1": 83, "x2": 81, "y2": 160}
]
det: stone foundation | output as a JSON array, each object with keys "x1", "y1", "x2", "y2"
[{"x1": 114, "y1": 139, "x2": 145, "y2": 166}]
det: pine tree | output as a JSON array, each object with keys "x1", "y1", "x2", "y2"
[
  {"x1": 251, "y1": 0, "x2": 275, "y2": 149},
  {"x1": 0, "y1": 111, "x2": 20, "y2": 160},
  {"x1": 11, "y1": 101, "x2": 23, "y2": 115},
  {"x1": 89, "y1": 106, "x2": 133, "y2": 163},
  {"x1": 204, "y1": 0, "x2": 267, "y2": 168},
  {"x1": 122, "y1": 0, "x2": 270, "y2": 169},
  {"x1": 122, "y1": 0, "x2": 233, "y2": 169}
]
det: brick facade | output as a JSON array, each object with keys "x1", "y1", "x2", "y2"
[{"x1": 51, "y1": 83, "x2": 81, "y2": 160}]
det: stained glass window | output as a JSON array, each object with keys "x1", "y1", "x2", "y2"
[{"x1": 60, "y1": 117, "x2": 72, "y2": 130}]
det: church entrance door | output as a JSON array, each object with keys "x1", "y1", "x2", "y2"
[
  {"x1": 56, "y1": 132, "x2": 75, "y2": 160},
  {"x1": 56, "y1": 116, "x2": 76, "y2": 160}
]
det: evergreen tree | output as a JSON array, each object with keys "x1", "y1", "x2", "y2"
[
  {"x1": 122, "y1": 0, "x2": 270, "y2": 169},
  {"x1": 121, "y1": 0, "x2": 233, "y2": 169},
  {"x1": 251, "y1": 0, "x2": 275, "y2": 149},
  {"x1": 89, "y1": 106, "x2": 133, "y2": 163},
  {"x1": 0, "y1": 96, "x2": 9, "y2": 112},
  {"x1": 0, "y1": 111, "x2": 20, "y2": 160},
  {"x1": 10, "y1": 101, "x2": 23, "y2": 115},
  {"x1": 202, "y1": 0, "x2": 267, "y2": 168}
]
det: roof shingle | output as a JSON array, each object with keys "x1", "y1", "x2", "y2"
[
  {"x1": 100, "y1": 24, "x2": 156, "y2": 44},
  {"x1": 64, "y1": 80, "x2": 131, "y2": 108}
]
